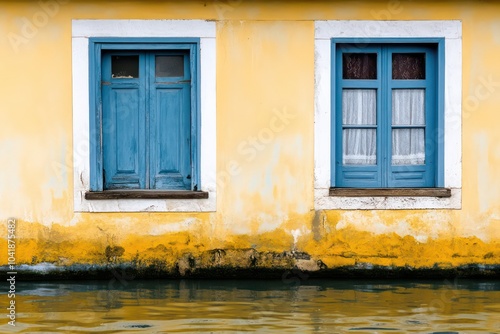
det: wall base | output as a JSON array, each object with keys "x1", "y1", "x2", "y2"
[{"x1": 4, "y1": 249, "x2": 499, "y2": 281}]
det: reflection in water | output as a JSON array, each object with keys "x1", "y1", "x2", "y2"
[{"x1": 3, "y1": 279, "x2": 500, "y2": 333}]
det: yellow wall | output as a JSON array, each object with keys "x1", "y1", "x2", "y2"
[{"x1": 0, "y1": 0, "x2": 499, "y2": 272}]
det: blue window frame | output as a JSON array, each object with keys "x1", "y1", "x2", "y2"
[
  {"x1": 332, "y1": 39, "x2": 444, "y2": 188},
  {"x1": 89, "y1": 39, "x2": 200, "y2": 191}
]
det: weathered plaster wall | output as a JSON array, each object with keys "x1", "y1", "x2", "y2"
[{"x1": 0, "y1": 0, "x2": 499, "y2": 277}]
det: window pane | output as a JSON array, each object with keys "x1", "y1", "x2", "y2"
[
  {"x1": 392, "y1": 53, "x2": 425, "y2": 80},
  {"x1": 343, "y1": 53, "x2": 377, "y2": 79},
  {"x1": 342, "y1": 89, "x2": 377, "y2": 125},
  {"x1": 111, "y1": 56, "x2": 139, "y2": 78},
  {"x1": 392, "y1": 89, "x2": 425, "y2": 125},
  {"x1": 156, "y1": 56, "x2": 184, "y2": 77},
  {"x1": 343, "y1": 129, "x2": 376, "y2": 165},
  {"x1": 392, "y1": 128, "x2": 425, "y2": 165}
]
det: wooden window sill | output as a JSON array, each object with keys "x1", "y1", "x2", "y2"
[
  {"x1": 85, "y1": 190, "x2": 209, "y2": 200},
  {"x1": 329, "y1": 188, "x2": 451, "y2": 198}
]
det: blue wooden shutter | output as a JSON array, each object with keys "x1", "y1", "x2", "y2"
[
  {"x1": 149, "y1": 52, "x2": 192, "y2": 190},
  {"x1": 101, "y1": 52, "x2": 147, "y2": 189},
  {"x1": 334, "y1": 45, "x2": 382, "y2": 188},
  {"x1": 387, "y1": 45, "x2": 437, "y2": 187}
]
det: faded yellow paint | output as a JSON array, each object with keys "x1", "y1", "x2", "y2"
[{"x1": 0, "y1": 1, "x2": 499, "y2": 272}]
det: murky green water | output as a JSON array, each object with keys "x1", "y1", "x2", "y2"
[{"x1": 3, "y1": 277, "x2": 499, "y2": 333}]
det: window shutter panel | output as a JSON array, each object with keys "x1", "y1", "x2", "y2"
[
  {"x1": 102, "y1": 53, "x2": 146, "y2": 190},
  {"x1": 150, "y1": 53, "x2": 192, "y2": 190}
]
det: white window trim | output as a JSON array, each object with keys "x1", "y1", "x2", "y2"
[
  {"x1": 314, "y1": 20, "x2": 462, "y2": 210},
  {"x1": 72, "y1": 20, "x2": 216, "y2": 212}
]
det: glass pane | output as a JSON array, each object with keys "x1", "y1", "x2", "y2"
[
  {"x1": 392, "y1": 128, "x2": 425, "y2": 165},
  {"x1": 156, "y1": 56, "x2": 184, "y2": 77},
  {"x1": 392, "y1": 53, "x2": 425, "y2": 80},
  {"x1": 343, "y1": 129, "x2": 377, "y2": 165},
  {"x1": 343, "y1": 53, "x2": 377, "y2": 79},
  {"x1": 392, "y1": 89, "x2": 425, "y2": 125},
  {"x1": 342, "y1": 89, "x2": 377, "y2": 125},
  {"x1": 111, "y1": 56, "x2": 139, "y2": 78}
]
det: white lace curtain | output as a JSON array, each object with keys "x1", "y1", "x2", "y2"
[
  {"x1": 342, "y1": 89, "x2": 425, "y2": 166},
  {"x1": 392, "y1": 89, "x2": 425, "y2": 165},
  {"x1": 342, "y1": 89, "x2": 377, "y2": 165}
]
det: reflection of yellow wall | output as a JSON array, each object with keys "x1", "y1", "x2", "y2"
[
  {"x1": 14, "y1": 281, "x2": 500, "y2": 330},
  {"x1": 0, "y1": 1, "x2": 499, "y2": 270}
]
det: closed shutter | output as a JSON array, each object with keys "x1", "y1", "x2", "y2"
[
  {"x1": 101, "y1": 51, "x2": 192, "y2": 190},
  {"x1": 102, "y1": 52, "x2": 147, "y2": 189}
]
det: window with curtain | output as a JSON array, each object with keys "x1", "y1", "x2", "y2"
[{"x1": 334, "y1": 43, "x2": 438, "y2": 188}]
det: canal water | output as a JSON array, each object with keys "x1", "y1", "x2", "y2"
[{"x1": 3, "y1": 278, "x2": 499, "y2": 333}]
